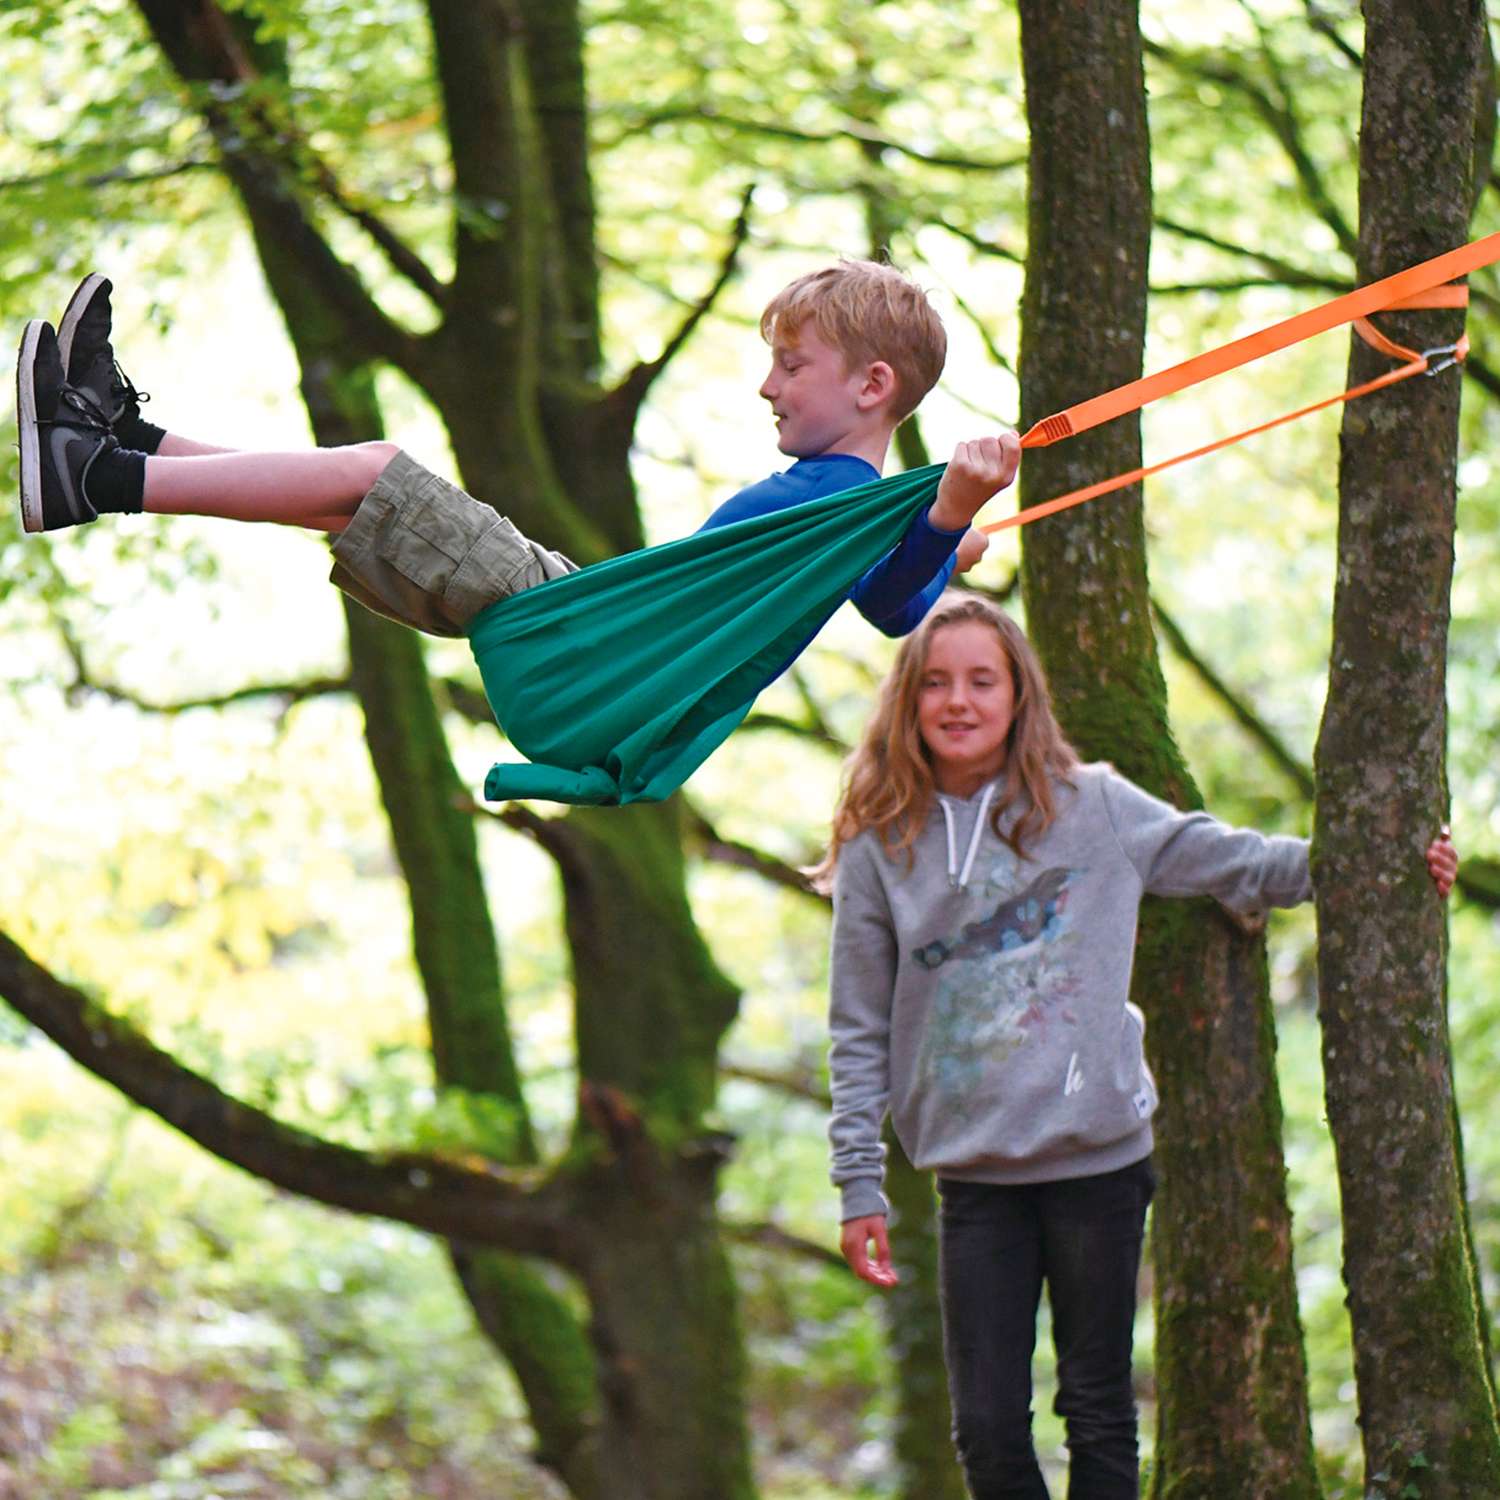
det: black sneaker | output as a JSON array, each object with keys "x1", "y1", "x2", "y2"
[
  {"x1": 16, "y1": 319, "x2": 117, "y2": 534},
  {"x1": 55, "y1": 273, "x2": 149, "y2": 433}
]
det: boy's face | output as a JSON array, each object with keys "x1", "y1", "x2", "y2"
[{"x1": 758, "y1": 322, "x2": 883, "y2": 459}]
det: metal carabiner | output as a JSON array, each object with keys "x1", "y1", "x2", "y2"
[{"x1": 1421, "y1": 342, "x2": 1463, "y2": 376}]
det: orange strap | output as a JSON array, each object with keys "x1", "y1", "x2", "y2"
[{"x1": 980, "y1": 233, "x2": 1493, "y2": 536}]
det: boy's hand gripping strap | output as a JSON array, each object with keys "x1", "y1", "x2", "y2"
[{"x1": 980, "y1": 232, "x2": 1495, "y2": 536}]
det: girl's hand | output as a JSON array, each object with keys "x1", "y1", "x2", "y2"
[
  {"x1": 840, "y1": 1214, "x2": 900, "y2": 1289},
  {"x1": 1426, "y1": 826, "x2": 1458, "y2": 899}
]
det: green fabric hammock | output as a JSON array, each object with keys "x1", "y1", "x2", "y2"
[{"x1": 468, "y1": 463, "x2": 946, "y2": 806}]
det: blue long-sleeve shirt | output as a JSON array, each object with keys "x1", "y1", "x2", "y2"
[{"x1": 697, "y1": 454, "x2": 961, "y2": 637}]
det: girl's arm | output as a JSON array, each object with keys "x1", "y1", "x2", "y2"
[
  {"x1": 1099, "y1": 770, "x2": 1311, "y2": 910},
  {"x1": 1101, "y1": 771, "x2": 1458, "y2": 908},
  {"x1": 827, "y1": 839, "x2": 900, "y2": 1232}
]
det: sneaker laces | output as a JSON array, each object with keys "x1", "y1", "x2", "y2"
[
  {"x1": 45, "y1": 384, "x2": 115, "y2": 436},
  {"x1": 110, "y1": 359, "x2": 149, "y2": 412}
]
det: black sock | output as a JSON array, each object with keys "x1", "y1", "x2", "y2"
[
  {"x1": 115, "y1": 415, "x2": 166, "y2": 454},
  {"x1": 82, "y1": 445, "x2": 147, "y2": 515}
]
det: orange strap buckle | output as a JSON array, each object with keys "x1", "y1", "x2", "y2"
[{"x1": 979, "y1": 232, "x2": 1494, "y2": 536}]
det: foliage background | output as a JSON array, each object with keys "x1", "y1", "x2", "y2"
[{"x1": 1, "y1": 1, "x2": 1498, "y2": 1495}]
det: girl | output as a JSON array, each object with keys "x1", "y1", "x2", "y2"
[{"x1": 819, "y1": 591, "x2": 1457, "y2": 1499}]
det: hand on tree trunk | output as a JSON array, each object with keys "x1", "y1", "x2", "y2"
[{"x1": 1426, "y1": 827, "x2": 1458, "y2": 899}]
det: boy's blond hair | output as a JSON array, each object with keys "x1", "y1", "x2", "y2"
[{"x1": 759, "y1": 259, "x2": 946, "y2": 424}]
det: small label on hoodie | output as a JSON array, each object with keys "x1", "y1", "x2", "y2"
[
  {"x1": 1063, "y1": 1052, "x2": 1085, "y2": 1097},
  {"x1": 1132, "y1": 1088, "x2": 1153, "y2": 1119}
]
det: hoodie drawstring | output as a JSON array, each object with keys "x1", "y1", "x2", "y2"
[{"x1": 939, "y1": 783, "x2": 996, "y2": 890}]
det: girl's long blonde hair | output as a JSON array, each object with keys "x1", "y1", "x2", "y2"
[{"x1": 812, "y1": 593, "x2": 1080, "y2": 889}]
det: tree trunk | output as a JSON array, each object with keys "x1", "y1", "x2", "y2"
[
  {"x1": 1015, "y1": 4, "x2": 1320, "y2": 1496},
  {"x1": 860, "y1": 156, "x2": 970, "y2": 1500},
  {"x1": 247, "y1": 195, "x2": 610, "y2": 1500},
  {"x1": 882, "y1": 1124, "x2": 966, "y2": 1500},
  {"x1": 125, "y1": 5, "x2": 762, "y2": 1494},
  {"x1": 557, "y1": 805, "x2": 755, "y2": 1500},
  {"x1": 1314, "y1": 5, "x2": 1500, "y2": 1494}
]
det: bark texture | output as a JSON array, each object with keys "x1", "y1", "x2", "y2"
[
  {"x1": 1015, "y1": 4, "x2": 1320, "y2": 1496},
  {"x1": 862, "y1": 168, "x2": 970, "y2": 1500},
  {"x1": 1315, "y1": 4, "x2": 1500, "y2": 1494},
  {"x1": 882, "y1": 1124, "x2": 966, "y2": 1500},
  {"x1": 100, "y1": 4, "x2": 761, "y2": 1496}
]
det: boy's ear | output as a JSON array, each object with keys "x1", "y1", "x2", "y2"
[{"x1": 856, "y1": 360, "x2": 899, "y2": 413}]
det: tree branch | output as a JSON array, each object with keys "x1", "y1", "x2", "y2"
[
  {"x1": 1151, "y1": 602, "x2": 1500, "y2": 912},
  {"x1": 1458, "y1": 349, "x2": 1500, "y2": 401},
  {"x1": 0, "y1": 929, "x2": 580, "y2": 1265},
  {"x1": 602, "y1": 107, "x2": 1027, "y2": 175},
  {"x1": 723, "y1": 1219, "x2": 844, "y2": 1269},
  {"x1": 720, "y1": 1060, "x2": 830, "y2": 1107},
  {"x1": 942, "y1": 276, "x2": 1019, "y2": 380},
  {"x1": 1150, "y1": 597, "x2": 1316, "y2": 801},
  {"x1": 435, "y1": 674, "x2": 500, "y2": 727},
  {"x1": 684, "y1": 808, "x2": 828, "y2": 905},
  {"x1": 1153, "y1": 216, "x2": 1349, "y2": 292},
  {"x1": 27, "y1": 1111, "x2": 136, "y2": 1272},
  {"x1": 456, "y1": 794, "x2": 595, "y2": 885},
  {"x1": 1456, "y1": 856, "x2": 1500, "y2": 910},
  {"x1": 614, "y1": 183, "x2": 755, "y2": 416},
  {"x1": 1144, "y1": 36, "x2": 1358, "y2": 260},
  {"x1": 959, "y1": 569, "x2": 1021, "y2": 607},
  {"x1": 1243, "y1": 3, "x2": 1359, "y2": 255},
  {"x1": 0, "y1": 154, "x2": 219, "y2": 194},
  {"x1": 1302, "y1": 1, "x2": 1362, "y2": 68},
  {"x1": 928, "y1": 214, "x2": 1026, "y2": 268},
  {"x1": 133, "y1": 0, "x2": 429, "y2": 374},
  {"x1": 58, "y1": 630, "x2": 521, "y2": 760},
  {"x1": 787, "y1": 665, "x2": 844, "y2": 745},
  {"x1": 736, "y1": 710, "x2": 848, "y2": 754},
  {"x1": 62, "y1": 626, "x2": 349, "y2": 716},
  {"x1": 309, "y1": 158, "x2": 449, "y2": 311},
  {"x1": 1154, "y1": 276, "x2": 1340, "y2": 297}
]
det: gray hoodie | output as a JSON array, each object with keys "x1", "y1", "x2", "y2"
[{"x1": 828, "y1": 763, "x2": 1311, "y2": 1221}]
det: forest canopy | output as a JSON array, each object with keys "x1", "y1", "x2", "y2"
[{"x1": 1, "y1": 3, "x2": 1498, "y2": 1498}]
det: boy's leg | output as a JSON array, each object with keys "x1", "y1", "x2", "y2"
[
  {"x1": 328, "y1": 450, "x2": 577, "y2": 637},
  {"x1": 14, "y1": 320, "x2": 398, "y2": 535},
  {"x1": 142, "y1": 443, "x2": 399, "y2": 528},
  {"x1": 56, "y1": 275, "x2": 397, "y2": 523},
  {"x1": 157, "y1": 432, "x2": 235, "y2": 457},
  {"x1": 25, "y1": 277, "x2": 577, "y2": 636},
  {"x1": 59, "y1": 273, "x2": 239, "y2": 459}
]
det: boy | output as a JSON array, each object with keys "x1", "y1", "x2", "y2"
[{"x1": 16, "y1": 261, "x2": 1018, "y2": 649}]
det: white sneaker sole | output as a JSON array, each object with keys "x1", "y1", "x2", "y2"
[
  {"x1": 56, "y1": 271, "x2": 107, "y2": 377},
  {"x1": 16, "y1": 319, "x2": 44, "y2": 535}
]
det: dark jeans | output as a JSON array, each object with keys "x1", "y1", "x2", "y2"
[{"x1": 936, "y1": 1157, "x2": 1155, "y2": 1500}]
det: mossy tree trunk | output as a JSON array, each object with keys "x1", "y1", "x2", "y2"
[
  {"x1": 1314, "y1": 5, "x2": 1500, "y2": 1494},
  {"x1": 1015, "y1": 3, "x2": 1320, "y2": 1495},
  {"x1": 117, "y1": 3, "x2": 759, "y2": 1496},
  {"x1": 880, "y1": 1123, "x2": 965, "y2": 1500},
  {"x1": 125, "y1": 8, "x2": 608, "y2": 1492},
  {"x1": 550, "y1": 805, "x2": 750, "y2": 1500},
  {"x1": 860, "y1": 155, "x2": 969, "y2": 1500}
]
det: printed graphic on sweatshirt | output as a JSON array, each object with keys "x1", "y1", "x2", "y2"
[{"x1": 912, "y1": 862, "x2": 1082, "y2": 1116}]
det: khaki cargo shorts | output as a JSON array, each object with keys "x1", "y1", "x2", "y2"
[{"x1": 330, "y1": 449, "x2": 577, "y2": 637}]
